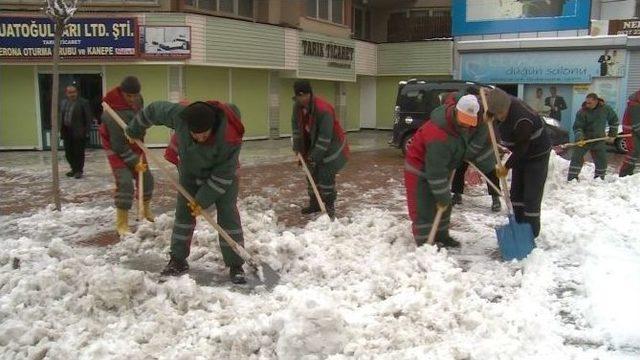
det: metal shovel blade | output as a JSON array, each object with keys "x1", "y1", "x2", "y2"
[
  {"x1": 254, "y1": 262, "x2": 280, "y2": 289},
  {"x1": 496, "y1": 215, "x2": 536, "y2": 261}
]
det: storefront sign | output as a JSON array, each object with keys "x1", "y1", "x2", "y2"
[
  {"x1": 301, "y1": 39, "x2": 354, "y2": 69},
  {"x1": 592, "y1": 19, "x2": 640, "y2": 36},
  {"x1": 0, "y1": 16, "x2": 137, "y2": 59},
  {"x1": 140, "y1": 26, "x2": 191, "y2": 59},
  {"x1": 461, "y1": 50, "x2": 626, "y2": 84}
]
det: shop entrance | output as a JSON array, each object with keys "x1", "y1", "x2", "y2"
[{"x1": 38, "y1": 73, "x2": 103, "y2": 150}]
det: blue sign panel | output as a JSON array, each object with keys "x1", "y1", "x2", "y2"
[
  {"x1": 460, "y1": 50, "x2": 624, "y2": 84},
  {"x1": 0, "y1": 17, "x2": 137, "y2": 58},
  {"x1": 452, "y1": 0, "x2": 591, "y2": 36}
]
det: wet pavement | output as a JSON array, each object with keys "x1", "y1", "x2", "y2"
[{"x1": 1, "y1": 130, "x2": 408, "y2": 244}]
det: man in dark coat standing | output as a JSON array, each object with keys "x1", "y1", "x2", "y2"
[
  {"x1": 60, "y1": 84, "x2": 93, "y2": 178},
  {"x1": 544, "y1": 86, "x2": 567, "y2": 121}
]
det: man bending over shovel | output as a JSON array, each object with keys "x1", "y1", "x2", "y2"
[
  {"x1": 126, "y1": 100, "x2": 247, "y2": 284},
  {"x1": 486, "y1": 88, "x2": 552, "y2": 238},
  {"x1": 405, "y1": 94, "x2": 493, "y2": 248}
]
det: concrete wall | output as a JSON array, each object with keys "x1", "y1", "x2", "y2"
[{"x1": 600, "y1": 0, "x2": 637, "y2": 20}]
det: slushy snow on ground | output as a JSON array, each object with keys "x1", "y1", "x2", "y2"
[{"x1": 0, "y1": 153, "x2": 639, "y2": 359}]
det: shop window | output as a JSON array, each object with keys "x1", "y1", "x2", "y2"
[
  {"x1": 305, "y1": 0, "x2": 344, "y2": 24},
  {"x1": 238, "y1": 0, "x2": 253, "y2": 18},
  {"x1": 184, "y1": 0, "x2": 254, "y2": 18},
  {"x1": 219, "y1": 0, "x2": 233, "y2": 13},
  {"x1": 331, "y1": 0, "x2": 343, "y2": 24},
  {"x1": 387, "y1": 7, "x2": 451, "y2": 42},
  {"x1": 352, "y1": 4, "x2": 371, "y2": 40}
]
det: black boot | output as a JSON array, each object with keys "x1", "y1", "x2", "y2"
[
  {"x1": 301, "y1": 197, "x2": 321, "y2": 215},
  {"x1": 452, "y1": 193, "x2": 462, "y2": 205},
  {"x1": 491, "y1": 195, "x2": 501, "y2": 212},
  {"x1": 229, "y1": 265, "x2": 246, "y2": 284},
  {"x1": 160, "y1": 256, "x2": 189, "y2": 276},
  {"x1": 324, "y1": 198, "x2": 335, "y2": 220},
  {"x1": 436, "y1": 236, "x2": 461, "y2": 249}
]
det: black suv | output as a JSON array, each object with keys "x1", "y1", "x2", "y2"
[{"x1": 390, "y1": 80, "x2": 489, "y2": 154}]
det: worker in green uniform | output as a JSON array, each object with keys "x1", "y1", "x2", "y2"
[
  {"x1": 126, "y1": 100, "x2": 247, "y2": 284},
  {"x1": 568, "y1": 93, "x2": 619, "y2": 181}
]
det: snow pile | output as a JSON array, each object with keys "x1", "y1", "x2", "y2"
[
  {"x1": 0, "y1": 152, "x2": 639, "y2": 358},
  {"x1": 275, "y1": 289, "x2": 348, "y2": 359}
]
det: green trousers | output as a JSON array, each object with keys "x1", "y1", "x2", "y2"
[
  {"x1": 405, "y1": 171, "x2": 452, "y2": 246},
  {"x1": 307, "y1": 163, "x2": 338, "y2": 205},
  {"x1": 170, "y1": 176, "x2": 244, "y2": 267},
  {"x1": 568, "y1": 142, "x2": 608, "y2": 180},
  {"x1": 112, "y1": 167, "x2": 154, "y2": 210}
]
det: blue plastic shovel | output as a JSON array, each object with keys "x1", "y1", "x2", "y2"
[{"x1": 480, "y1": 90, "x2": 536, "y2": 261}]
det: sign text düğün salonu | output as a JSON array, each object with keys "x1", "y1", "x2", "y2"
[{"x1": 301, "y1": 40, "x2": 354, "y2": 61}]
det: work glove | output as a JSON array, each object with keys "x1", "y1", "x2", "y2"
[
  {"x1": 495, "y1": 164, "x2": 509, "y2": 178},
  {"x1": 134, "y1": 161, "x2": 148, "y2": 173},
  {"x1": 608, "y1": 129, "x2": 618, "y2": 138},
  {"x1": 576, "y1": 139, "x2": 587, "y2": 147},
  {"x1": 187, "y1": 201, "x2": 202, "y2": 217}
]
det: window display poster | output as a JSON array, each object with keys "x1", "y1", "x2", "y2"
[{"x1": 523, "y1": 84, "x2": 574, "y2": 130}]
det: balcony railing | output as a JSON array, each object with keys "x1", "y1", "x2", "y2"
[{"x1": 387, "y1": 13, "x2": 451, "y2": 42}]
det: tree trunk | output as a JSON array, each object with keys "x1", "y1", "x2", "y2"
[{"x1": 49, "y1": 20, "x2": 64, "y2": 211}]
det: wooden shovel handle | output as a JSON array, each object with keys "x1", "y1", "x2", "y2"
[
  {"x1": 297, "y1": 153, "x2": 327, "y2": 214},
  {"x1": 479, "y1": 89, "x2": 515, "y2": 216}
]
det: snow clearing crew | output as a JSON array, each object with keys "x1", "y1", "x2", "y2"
[
  {"x1": 486, "y1": 88, "x2": 551, "y2": 238},
  {"x1": 619, "y1": 90, "x2": 640, "y2": 177},
  {"x1": 126, "y1": 100, "x2": 247, "y2": 284},
  {"x1": 100, "y1": 76, "x2": 154, "y2": 236},
  {"x1": 405, "y1": 93, "x2": 496, "y2": 248},
  {"x1": 567, "y1": 93, "x2": 619, "y2": 181},
  {"x1": 291, "y1": 80, "x2": 350, "y2": 220}
]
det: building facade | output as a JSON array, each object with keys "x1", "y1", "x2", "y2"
[
  {"x1": 0, "y1": 0, "x2": 455, "y2": 150},
  {"x1": 452, "y1": 0, "x2": 640, "y2": 139}
]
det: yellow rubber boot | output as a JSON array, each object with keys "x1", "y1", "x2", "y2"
[
  {"x1": 143, "y1": 201, "x2": 155, "y2": 222},
  {"x1": 116, "y1": 208, "x2": 130, "y2": 236}
]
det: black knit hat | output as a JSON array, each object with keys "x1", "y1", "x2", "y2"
[
  {"x1": 293, "y1": 80, "x2": 312, "y2": 96},
  {"x1": 181, "y1": 102, "x2": 218, "y2": 133},
  {"x1": 120, "y1": 76, "x2": 141, "y2": 94}
]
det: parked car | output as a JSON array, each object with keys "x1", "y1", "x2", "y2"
[
  {"x1": 389, "y1": 79, "x2": 491, "y2": 155},
  {"x1": 154, "y1": 35, "x2": 190, "y2": 51}
]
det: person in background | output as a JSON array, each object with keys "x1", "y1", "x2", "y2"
[
  {"x1": 60, "y1": 84, "x2": 93, "y2": 179},
  {"x1": 291, "y1": 80, "x2": 349, "y2": 220},
  {"x1": 99, "y1": 76, "x2": 154, "y2": 236},
  {"x1": 568, "y1": 93, "x2": 619, "y2": 181}
]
